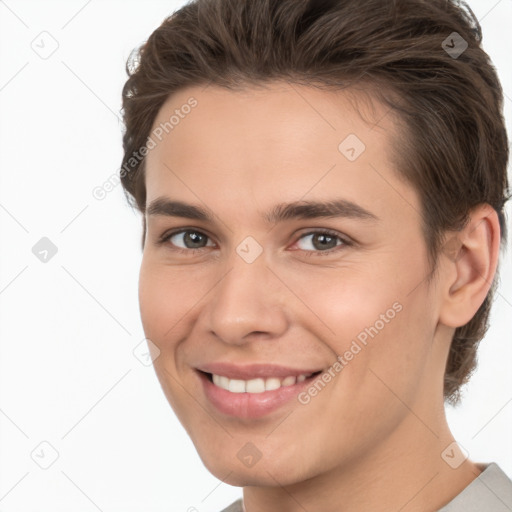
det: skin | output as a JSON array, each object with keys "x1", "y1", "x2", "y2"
[{"x1": 138, "y1": 81, "x2": 500, "y2": 512}]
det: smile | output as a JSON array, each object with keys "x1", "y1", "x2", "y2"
[
  {"x1": 210, "y1": 372, "x2": 316, "y2": 393},
  {"x1": 196, "y1": 364, "x2": 324, "y2": 419}
]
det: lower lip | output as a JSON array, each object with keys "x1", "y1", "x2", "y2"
[{"x1": 197, "y1": 371, "x2": 319, "y2": 419}]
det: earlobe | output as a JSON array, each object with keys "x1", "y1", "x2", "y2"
[{"x1": 438, "y1": 205, "x2": 501, "y2": 328}]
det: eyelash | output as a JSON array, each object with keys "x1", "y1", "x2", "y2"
[{"x1": 157, "y1": 228, "x2": 353, "y2": 257}]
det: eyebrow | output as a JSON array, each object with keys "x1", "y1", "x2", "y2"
[{"x1": 146, "y1": 197, "x2": 379, "y2": 224}]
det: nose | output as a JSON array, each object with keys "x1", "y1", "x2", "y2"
[{"x1": 201, "y1": 248, "x2": 289, "y2": 346}]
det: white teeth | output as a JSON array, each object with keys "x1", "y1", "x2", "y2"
[
  {"x1": 219, "y1": 375, "x2": 229, "y2": 389},
  {"x1": 228, "y1": 379, "x2": 246, "y2": 393},
  {"x1": 210, "y1": 373, "x2": 313, "y2": 393},
  {"x1": 246, "y1": 378, "x2": 265, "y2": 393},
  {"x1": 265, "y1": 377, "x2": 281, "y2": 391},
  {"x1": 281, "y1": 376, "x2": 296, "y2": 387}
]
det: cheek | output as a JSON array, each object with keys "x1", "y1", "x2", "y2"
[
  {"x1": 138, "y1": 259, "x2": 202, "y2": 342},
  {"x1": 137, "y1": 259, "x2": 205, "y2": 424},
  {"x1": 277, "y1": 259, "x2": 404, "y2": 346},
  {"x1": 137, "y1": 260, "x2": 198, "y2": 395},
  {"x1": 279, "y1": 255, "x2": 435, "y2": 394}
]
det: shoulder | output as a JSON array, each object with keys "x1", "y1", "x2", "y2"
[
  {"x1": 219, "y1": 498, "x2": 243, "y2": 512},
  {"x1": 438, "y1": 462, "x2": 512, "y2": 511}
]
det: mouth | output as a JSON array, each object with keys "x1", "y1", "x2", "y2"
[
  {"x1": 202, "y1": 370, "x2": 323, "y2": 393},
  {"x1": 196, "y1": 366, "x2": 325, "y2": 419}
]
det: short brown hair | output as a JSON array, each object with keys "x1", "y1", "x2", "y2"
[{"x1": 120, "y1": 0, "x2": 510, "y2": 405}]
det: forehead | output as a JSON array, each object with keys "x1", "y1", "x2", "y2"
[{"x1": 144, "y1": 81, "x2": 418, "y2": 224}]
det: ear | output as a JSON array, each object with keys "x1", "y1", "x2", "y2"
[{"x1": 438, "y1": 204, "x2": 501, "y2": 328}]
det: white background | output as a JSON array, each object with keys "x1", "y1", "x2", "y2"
[{"x1": 0, "y1": 1, "x2": 510, "y2": 510}]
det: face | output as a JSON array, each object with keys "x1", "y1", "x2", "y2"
[{"x1": 139, "y1": 82, "x2": 446, "y2": 486}]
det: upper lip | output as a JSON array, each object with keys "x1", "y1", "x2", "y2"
[{"x1": 196, "y1": 362, "x2": 324, "y2": 380}]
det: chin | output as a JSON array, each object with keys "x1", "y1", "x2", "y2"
[
  {"x1": 202, "y1": 459, "x2": 291, "y2": 487},
  {"x1": 194, "y1": 439, "x2": 310, "y2": 488}
]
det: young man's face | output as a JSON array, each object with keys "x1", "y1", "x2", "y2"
[{"x1": 139, "y1": 82, "x2": 451, "y2": 485}]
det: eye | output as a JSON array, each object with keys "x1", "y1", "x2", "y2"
[
  {"x1": 293, "y1": 230, "x2": 350, "y2": 255},
  {"x1": 157, "y1": 228, "x2": 351, "y2": 256},
  {"x1": 159, "y1": 229, "x2": 215, "y2": 252}
]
